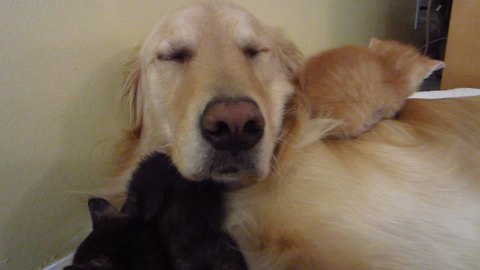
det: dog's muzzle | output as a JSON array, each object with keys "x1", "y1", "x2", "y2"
[{"x1": 199, "y1": 97, "x2": 265, "y2": 180}]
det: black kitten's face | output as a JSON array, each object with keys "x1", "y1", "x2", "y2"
[
  {"x1": 66, "y1": 213, "x2": 132, "y2": 270},
  {"x1": 65, "y1": 198, "x2": 172, "y2": 270}
]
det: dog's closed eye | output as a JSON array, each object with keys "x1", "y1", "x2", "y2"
[
  {"x1": 243, "y1": 46, "x2": 259, "y2": 58},
  {"x1": 243, "y1": 45, "x2": 268, "y2": 59},
  {"x1": 157, "y1": 48, "x2": 193, "y2": 63}
]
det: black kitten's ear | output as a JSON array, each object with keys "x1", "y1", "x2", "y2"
[
  {"x1": 88, "y1": 197, "x2": 116, "y2": 228},
  {"x1": 120, "y1": 196, "x2": 140, "y2": 216},
  {"x1": 120, "y1": 194, "x2": 158, "y2": 221}
]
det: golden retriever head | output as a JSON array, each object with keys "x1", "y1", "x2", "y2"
[{"x1": 124, "y1": 1, "x2": 302, "y2": 182}]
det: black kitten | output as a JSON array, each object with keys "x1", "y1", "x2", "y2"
[
  {"x1": 66, "y1": 152, "x2": 247, "y2": 270},
  {"x1": 122, "y1": 152, "x2": 248, "y2": 270},
  {"x1": 64, "y1": 198, "x2": 172, "y2": 270}
]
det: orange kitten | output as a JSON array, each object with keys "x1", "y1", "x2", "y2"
[{"x1": 300, "y1": 38, "x2": 444, "y2": 139}]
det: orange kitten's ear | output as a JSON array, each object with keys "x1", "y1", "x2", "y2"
[
  {"x1": 427, "y1": 59, "x2": 445, "y2": 72},
  {"x1": 369, "y1": 37, "x2": 382, "y2": 48},
  {"x1": 424, "y1": 59, "x2": 445, "y2": 78}
]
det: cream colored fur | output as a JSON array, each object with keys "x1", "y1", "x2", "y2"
[
  {"x1": 118, "y1": 0, "x2": 301, "y2": 186},
  {"x1": 116, "y1": 1, "x2": 480, "y2": 269},
  {"x1": 226, "y1": 97, "x2": 480, "y2": 269}
]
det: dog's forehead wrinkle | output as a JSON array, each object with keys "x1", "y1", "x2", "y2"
[
  {"x1": 170, "y1": 3, "x2": 207, "y2": 27},
  {"x1": 226, "y1": 9, "x2": 261, "y2": 48},
  {"x1": 149, "y1": 4, "x2": 212, "y2": 56},
  {"x1": 162, "y1": 2, "x2": 264, "y2": 58}
]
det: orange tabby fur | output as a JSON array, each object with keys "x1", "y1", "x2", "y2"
[{"x1": 300, "y1": 38, "x2": 444, "y2": 139}]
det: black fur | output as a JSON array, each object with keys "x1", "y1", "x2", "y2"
[
  {"x1": 123, "y1": 152, "x2": 248, "y2": 270},
  {"x1": 65, "y1": 152, "x2": 247, "y2": 270},
  {"x1": 65, "y1": 198, "x2": 172, "y2": 270}
]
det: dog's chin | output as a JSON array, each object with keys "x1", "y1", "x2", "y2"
[
  {"x1": 184, "y1": 166, "x2": 261, "y2": 185},
  {"x1": 210, "y1": 172, "x2": 243, "y2": 183},
  {"x1": 210, "y1": 165, "x2": 264, "y2": 182},
  {"x1": 182, "y1": 147, "x2": 264, "y2": 183},
  {"x1": 181, "y1": 163, "x2": 260, "y2": 183}
]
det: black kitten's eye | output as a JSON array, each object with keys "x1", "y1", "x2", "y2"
[
  {"x1": 157, "y1": 48, "x2": 193, "y2": 63},
  {"x1": 243, "y1": 46, "x2": 260, "y2": 58}
]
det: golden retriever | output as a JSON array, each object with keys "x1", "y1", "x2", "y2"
[{"x1": 116, "y1": 1, "x2": 480, "y2": 269}]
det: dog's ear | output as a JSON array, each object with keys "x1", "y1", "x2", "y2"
[
  {"x1": 123, "y1": 52, "x2": 144, "y2": 134},
  {"x1": 269, "y1": 27, "x2": 303, "y2": 82}
]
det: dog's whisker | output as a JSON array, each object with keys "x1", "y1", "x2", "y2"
[{"x1": 269, "y1": 155, "x2": 284, "y2": 179}]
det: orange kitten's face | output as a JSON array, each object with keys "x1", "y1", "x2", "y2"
[{"x1": 368, "y1": 38, "x2": 444, "y2": 91}]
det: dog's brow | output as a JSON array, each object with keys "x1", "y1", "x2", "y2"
[
  {"x1": 238, "y1": 37, "x2": 269, "y2": 54},
  {"x1": 158, "y1": 39, "x2": 194, "y2": 54},
  {"x1": 230, "y1": 10, "x2": 263, "y2": 47}
]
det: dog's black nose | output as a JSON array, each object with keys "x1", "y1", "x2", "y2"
[{"x1": 201, "y1": 98, "x2": 265, "y2": 154}]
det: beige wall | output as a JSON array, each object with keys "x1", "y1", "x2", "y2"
[{"x1": 0, "y1": 1, "x2": 415, "y2": 269}]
